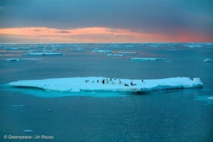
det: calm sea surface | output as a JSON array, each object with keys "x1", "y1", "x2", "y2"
[{"x1": 0, "y1": 43, "x2": 213, "y2": 142}]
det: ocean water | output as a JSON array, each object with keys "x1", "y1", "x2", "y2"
[{"x1": 0, "y1": 43, "x2": 213, "y2": 142}]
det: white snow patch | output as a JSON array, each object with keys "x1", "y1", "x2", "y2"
[{"x1": 8, "y1": 77, "x2": 203, "y2": 93}]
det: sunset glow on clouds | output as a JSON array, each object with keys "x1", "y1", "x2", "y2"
[
  {"x1": 0, "y1": 27, "x2": 163, "y2": 43},
  {"x1": 0, "y1": 0, "x2": 212, "y2": 43},
  {"x1": 0, "y1": 27, "x2": 211, "y2": 43}
]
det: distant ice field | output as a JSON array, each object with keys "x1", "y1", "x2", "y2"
[
  {"x1": 0, "y1": 42, "x2": 212, "y2": 100},
  {"x1": 1, "y1": 43, "x2": 213, "y2": 142}
]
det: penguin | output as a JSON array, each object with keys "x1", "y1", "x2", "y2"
[
  {"x1": 124, "y1": 83, "x2": 129, "y2": 86},
  {"x1": 119, "y1": 79, "x2": 122, "y2": 85},
  {"x1": 102, "y1": 79, "x2": 105, "y2": 84},
  {"x1": 130, "y1": 80, "x2": 135, "y2": 86}
]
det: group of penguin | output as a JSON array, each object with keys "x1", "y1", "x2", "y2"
[{"x1": 85, "y1": 78, "x2": 144, "y2": 87}]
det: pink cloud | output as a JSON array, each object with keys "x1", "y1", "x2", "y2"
[{"x1": 0, "y1": 27, "x2": 211, "y2": 43}]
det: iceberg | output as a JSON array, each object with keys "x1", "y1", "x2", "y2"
[
  {"x1": 8, "y1": 77, "x2": 203, "y2": 93},
  {"x1": 204, "y1": 58, "x2": 212, "y2": 63},
  {"x1": 129, "y1": 58, "x2": 167, "y2": 61}
]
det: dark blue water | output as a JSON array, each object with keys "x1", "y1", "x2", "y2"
[{"x1": 0, "y1": 43, "x2": 213, "y2": 142}]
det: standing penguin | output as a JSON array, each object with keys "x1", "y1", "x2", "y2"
[
  {"x1": 102, "y1": 79, "x2": 105, "y2": 84},
  {"x1": 130, "y1": 79, "x2": 134, "y2": 86},
  {"x1": 119, "y1": 79, "x2": 122, "y2": 85}
]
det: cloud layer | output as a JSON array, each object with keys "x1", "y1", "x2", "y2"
[{"x1": 0, "y1": 0, "x2": 212, "y2": 42}]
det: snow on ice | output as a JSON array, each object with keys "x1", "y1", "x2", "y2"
[{"x1": 8, "y1": 77, "x2": 203, "y2": 93}]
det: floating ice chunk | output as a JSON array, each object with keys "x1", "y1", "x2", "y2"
[
  {"x1": 24, "y1": 52, "x2": 63, "y2": 56},
  {"x1": 23, "y1": 130, "x2": 33, "y2": 133},
  {"x1": 5, "y1": 58, "x2": 42, "y2": 61},
  {"x1": 5, "y1": 58, "x2": 20, "y2": 61},
  {"x1": 8, "y1": 77, "x2": 203, "y2": 93},
  {"x1": 11, "y1": 105, "x2": 29, "y2": 107},
  {"x1": 76, "y1": 48, "x2": 83, "y2": 51},
  {"x1": 185, "y1": 44, "x2": 203, "y2": 48},
  {"x1": 108, "y1": 53, "x2": 124, "y2": 57},
  {"x1": 208, "y1": 96, "x2": 213, "y2": 100},
  {"x1": 92, "y1": 50, "x2": 112, "y2": 53},
  {"x1": 129, "y1": 58, "x2": 167, "y2": 61},
  {"x1": 22, "y1": 58, "x2": 42, "y2": 61},
  {"x1": 4, "y1": 47, "x2": 30, "y2": 50},
  {"x1": 204, "y1": 58, "x2": 212, "y2": 63},
  {"x1": 120, "y1": 51, "x2": 137, "y2": 54}
]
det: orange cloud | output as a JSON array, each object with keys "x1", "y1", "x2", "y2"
[{"x1": 0, "y1": 27, "x2": 211, "y2": 43}]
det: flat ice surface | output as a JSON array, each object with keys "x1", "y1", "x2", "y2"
[
  {"x1": 8, "y1": 77, "x2": 203, "y2": 93},
  {"x1": 130, "y1": 58, "x2": 167, "y2": 61}
]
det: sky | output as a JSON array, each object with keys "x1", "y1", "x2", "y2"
[{"x1": 0, "y1": 0, "x2": 212, "y2": 43}]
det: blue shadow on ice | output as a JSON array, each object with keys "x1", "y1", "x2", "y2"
[{"x1": 1, "y1": 84, "x2": 129, "y2": 98}]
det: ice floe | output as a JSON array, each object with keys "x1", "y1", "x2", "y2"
[
  {"x1": 108, "y1": 53, "x2": 124, "y2": 57},
  {"x1": 23, "y1": 130, "x2": 33, "y2": 133},
  {"x1": 129, "y1": 58, "x2": 167, "y2": 61},
  {"x1": 208, "y1": 96, "x2": 213, "y2": 100},
  {"x1": 8, "y1": 77, "x2": 203, "y2": 93},
  {"x1": 24, "y1": 52, "x2": 63, "y2": 56},
  {"x1": 11, "y1": 105, "x2": 29, "y2": 107},
  {"x1": 92, "y1": 50, "x2": 112, "y2": 53},
  {"x1": 5, "y1": 58, "x2": 20, "y2": 62},
  {"x1": 22, "y1": 58, "x2": 42, "y2": 61},
  {"x1": 185, "y1": 44, "x2": 203, "y2": 48},
  {"x1": 120, "y1": 51, "x2": 137, "y2": 54},
  {"x1": 204, "y1": 58, "x2": 212, "y2": 63},
  {"x1": 4, "y1": 47, "x2": 30, "y2": 50},
  {"x1": 5, "y1": 58, "x2": 41, "y2": 61}
]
